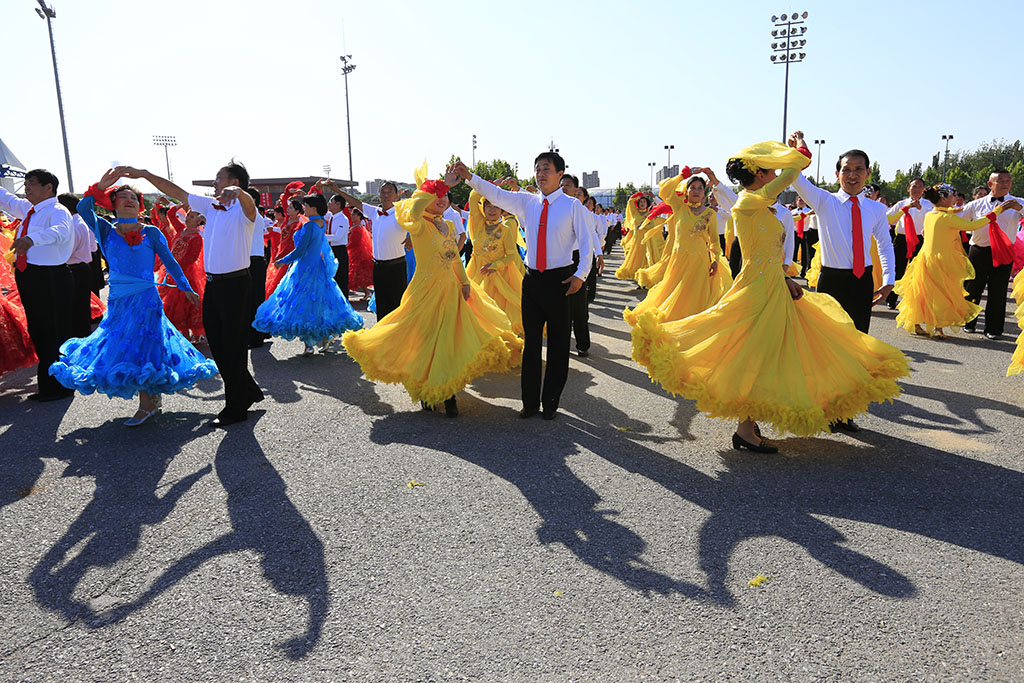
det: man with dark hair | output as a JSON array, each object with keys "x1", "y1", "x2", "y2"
[
  {"x1": 788, "y1": 132, "x2": 895, "y2": 432},
  {"x1": 319, "y1": 178, "x2": 409, "y2": 321},
  {"x1": 326, "y1": 193, "x2": 350, "y2": 297},
  {"x1": 57, "y1": 192, "x2": 96, "y2": 338},
  {"x1": 453, "y1": 153, "x2": 593, "y2": 419},
  {"x1": 0, "y1": 169, "x2": 75, "y2": 400},
  {"x1": 245, "y1": 187, "x2": 270, "y2": 348},
  {"x1": 884, "y1": 178, "x2": 933, "y2": 309},
  {"x1": 960, "y1": 169, "x2": 1022, "y2": 339},
  {"x1": 559, "y1": 174, "x2": 599, "y2": 356},
  {"x1": 124, "y1": 163, "x2": 262, "y2": 427}
]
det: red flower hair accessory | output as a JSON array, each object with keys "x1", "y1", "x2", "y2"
[{"x1": 420, "y1": 180, "x2": 450, "y2": 198}]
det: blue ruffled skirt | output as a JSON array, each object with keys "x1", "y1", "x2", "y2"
[
  {"x1": 254, "y1": 258, "x2": 365, "y2": 346},
  {"x1": 50, "y1": 287, "x2": 218, "y2": 399}
]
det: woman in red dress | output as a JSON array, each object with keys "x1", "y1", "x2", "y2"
[
  {"x1": 347, "y1": 207, "x2": 374, "y2": 300},
  {"x1": 265, "y1": 198, "x2": 307, "y2": 297},
  {"x1": 160, "y1": 205, "x2": 206, "y2": 342},
  {"x1": 0, "y1": 230, "x2": 37, "y2": 375}
]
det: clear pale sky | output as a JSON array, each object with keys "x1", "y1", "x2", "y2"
[{"x1": 3, "y1": 0, "x2": 1021, "y2": 196}]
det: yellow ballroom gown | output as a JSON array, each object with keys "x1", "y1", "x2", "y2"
[
  {"x1": 465, "y1": 191, "x2": 525, "y2": 336},
  {"x1": 625, "y1": 173, "x2": 732, "y2": 335},
  {"x1": 630, "y1": 142, "x2": 909, "y2": 436},
  {"x1": 634, "y1": 216, "x2": 675, "y2": 289},
  {"x1": 1007, "y1": 270, "x2": 1023, "y2": 376},
  {"x1": 343, "y1": 186, "x2": 523, "y2": 405},
  {"x1": 615, "y1": 195, "x2": 653, "y2": 281},
  {"x1": 893, "y1": 207, "x2": 1004, "y2": 334}
]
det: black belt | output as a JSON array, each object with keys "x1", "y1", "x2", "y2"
[
  {"x1": 374, "y1": 256, "x2": 406, "y2": 265},
  {"x1": 526, "y1": 264, "x2": 575, "y2": 276},
  {"x1": 206, "y1": 268, "x2": 249, "y2": 282}
]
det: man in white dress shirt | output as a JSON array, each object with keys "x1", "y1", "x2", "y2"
[
  {"x1": 453, "y1": 153, "x2": 593, "y2": 419},
  {"x1": 245, "y1": 188, "x2": 270, "y2": 348},
  {"x1": 325, "y1": 194, "x2": 350, "y2": 297},
  {"x1": 885, "y1": 179, "x2": 933, "y2": 309},
  {"x1": 0, "y1": 169, "x2": 75, "y2": 400},
  {"x1": 788, "y1": 132, "x2": 895, "y2": 334},
  {"x1": 126, "y1": 162, "x2": 263, "y2": 427},
  {"x1": 57, "y1": 192, "x2": 96, "y2": 339},
  {"x1": 560, "y1": 175, "x2": 600, "y2": 355},
  {"x1": 320, "y1": 179, "x2": 410, "y2": 321},
  {"x1": 960, "y1": 169, "x2": 1022, "y2": 339}
]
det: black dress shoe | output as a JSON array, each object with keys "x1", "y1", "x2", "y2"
[
  {"x1": 985, "y1": 333, "x2": 1002, "y2": 340},
  {"x1": 518, "y1": 408, "x2": 539, "y2": 419},
  {"x1": 830, "y1": 419, "x2": 861, "y2": 433},
  {"x1": 732, "y1": 432, "x2": 779, "y2": 454},
  {"x1": 542, "y1": 408, "x2": 558, "y2": 420},
  {"x1": 444, "y1": 397, "x2": 458, "y2": 418},
  {"x1": 207, "y1": 414, "x2": 248, "y2": 428},
  {"x1": 249, "y1": 389, "x2": 265, "y2": 405},
  {"x1": 577, "y1": 349, "x2": 589, "y2": 358},
  {"x1": 963, "y1": 326, "x2": 977, "y2": 334}
]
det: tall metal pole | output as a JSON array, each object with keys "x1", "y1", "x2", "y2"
[
  {"x1": 782, "y1": 58, "x2": 791, "y2": 142},
  {"x1": 340, "y1": 55, "x2": 356, "y2": 182},
  {"x1": 649, "y1": 162, "x2": 655, "y2": 189},
  {"x1": 37, "y1": 2, "x2": 73, "y2": 192},
  {"x1": 942, "y1": 134, "x2": 954, "y2": 180},
  {"x1": 163, "y1": 146, "x2": 170, "y2": 179},
  {"x1": 153, "y1": 135, "x2": 176, "y2": 182}
]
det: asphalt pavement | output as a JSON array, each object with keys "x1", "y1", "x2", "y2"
[{"x1": 1, "y1": 247, "x2": 1022, "y2": 682}]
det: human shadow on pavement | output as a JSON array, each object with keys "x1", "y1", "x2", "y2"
[
  {"x1": 368, "y1": 401, "x2": 709, "y2": 601},
  {"x1": 869, "y1": 380, "x2": 1024, "y2": 434},
  {"x1": 28, "y1": 412, "x2": 213, "y2": 625},
  {"x1": 0, "y1": 388, "x2": 71, "y2": 512},
  {"x1": 251, "y1": 343, "x2": 393, "y2": 416},
  {"x1": 372, "y1": 373, "x2": 1023, "y2": 608},
  {"x1": 29, "y1": 412, "x2": 329, "y2": 660}
]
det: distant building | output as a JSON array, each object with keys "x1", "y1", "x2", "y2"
[
  {"x1": 366, "y1": 178, "x2": 385, "y2": 195},
  {"x1": 655, "y1": 164, "x2": 679, "y2": 185},
  {"x1": 582, "y1": 171, "x2": 600, "y2": 189}
]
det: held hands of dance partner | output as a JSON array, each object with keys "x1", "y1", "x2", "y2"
[{"x1": 448, "y1": 160, "x2": 586, "y2": 297}]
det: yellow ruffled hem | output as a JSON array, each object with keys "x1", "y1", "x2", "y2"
[
  {"x1": 343, "y1": 330, "x2": 523, "y2": 406},
  {"x1": 631, "y1": 312, "x2": 909, "y2": 437}
]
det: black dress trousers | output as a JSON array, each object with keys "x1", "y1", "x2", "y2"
[
  {"x1": 521, "y1": 264, "x2": 574, "y2": 412},
  {"x1": 16, "y1": 263, "x2": 74, "y2": 396}
]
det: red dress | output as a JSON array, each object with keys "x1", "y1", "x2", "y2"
[
  {"x1": 266, "y1": 217, "x2": 305, "y2": 296},
  {"x1": 348, "y1": 218, "x2": 374, "y2": 290},
  {"x1": 160, "y1": 210, "x2": 206, "y2": 339},
  {"x1": 0, "y1": 232, "x2": 36, "y2": 374}
]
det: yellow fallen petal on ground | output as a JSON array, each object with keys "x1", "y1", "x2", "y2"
[
  {"x1": 616, "y1": 427, "x2": 633, "y2": 432},
  {"x1": 554, "y1": 591, "x2": 564, "y2": 597},
  {"x1": 748, "y1": 574, "x2": 770, "y2": 587},
  {"x1": 407, "y1": 480, "x2": 426, "y2": 487}
]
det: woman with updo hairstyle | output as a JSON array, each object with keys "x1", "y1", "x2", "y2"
[
  {"x1": 629, "y1": 140, "x2": 909, "y2": 453},
  {"x1": 893, "y1": 183, "x2": 1020, "y2": 339},
  {"x1": 625, "y1": 168, "x2": 732, "y2": 334},
  {"x1": 50, "y1": 168, "x2": 218, "y2": 426},
  {"x1": 615, "y1": 193, "x2": 654, "y2": 282}
]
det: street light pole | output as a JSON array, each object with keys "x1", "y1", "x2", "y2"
[
  {"x1": 941, "y1": 134, "x2": 954, "y2": 180},
  {"x1": 152, "y1": 135, "x2": 176, "y2": 182},
  {"x1": 813, "y1": 138, "x2": 825, "y2": 184},
  {"x1": 340, "y1": 55, "x2": 356, "y2": 182},
  {"x1": 770, "y1": 11, "x2": 809, "y2": 142},
  {"x1": 648, "y1": 162, "x2": 655, "y2": 189},
  {"x1": 472, "y1": 134, "x2": 477, "y2": 167},
  {"x1": 664, "y1": 144, "x2": 674, "y2": 171},
  {"x1": 35, "y1": 1, "x2": 73, "y2": 191}
]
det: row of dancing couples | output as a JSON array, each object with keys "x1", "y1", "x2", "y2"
[{"x1": 4, "y1": 138, "x2": 1018, "y2": 452}]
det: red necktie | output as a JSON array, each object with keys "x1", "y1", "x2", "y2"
[
  {"x1": 326, "y1": 215, "x2": 333, "y2": 235},
  {"x1": 850, "y1": 196, "x2": 865, "y2": 278},
  {"x1": 537, "y1": 199, "x2": 549, "y2": 272},
  {"x1": 15, "y1": 208, "x2": 33, "y2": 272},
  {"x1": 902, "y1": 207, "x2": 919, "y2": 257}
]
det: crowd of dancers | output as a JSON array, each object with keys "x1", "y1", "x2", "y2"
[{"x1": 1, "y1": 130, "x2": 1022, "y2": 452}]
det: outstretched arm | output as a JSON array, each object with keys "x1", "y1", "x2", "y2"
[{"x1": 121, "y1": 167, "x2": 189, "y2": 204}]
